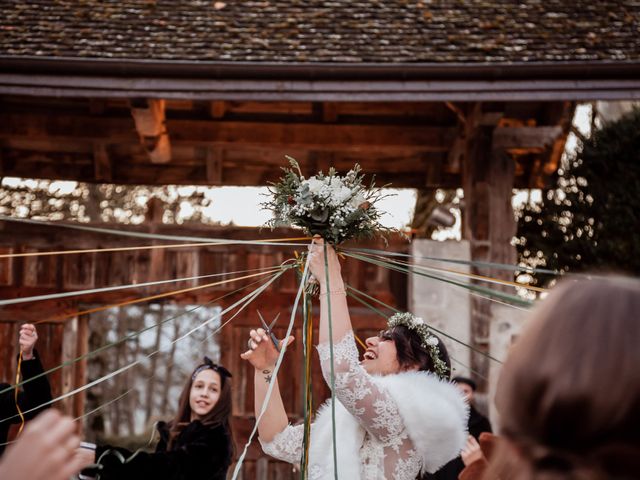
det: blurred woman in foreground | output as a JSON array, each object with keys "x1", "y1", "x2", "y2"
[{"x1": 487, "y1": 276, "x2": 640, "y2": 479}]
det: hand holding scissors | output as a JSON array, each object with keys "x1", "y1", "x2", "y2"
[
  {"x1": 240, "y1": 312, "x2": 294, "y2": 372},
  {"x1": 255, "y1": 310, "x2": 281, "y2": 352}
]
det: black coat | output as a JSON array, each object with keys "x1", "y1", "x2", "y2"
[
  {"x1": 423, "y1": 405, "x2": 492, "y2": 480},
  {"x1": 0, "y1": 351, "x2": 52, "y2": 456},
  {"x1": 93, "y1": 420, "x2": 232, "y2": 480},
  {"x1": 467, "y1": 405, "x2": 492, "y2": 440}
]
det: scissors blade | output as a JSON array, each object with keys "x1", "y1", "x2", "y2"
[
  {"x1": 268, "y1": 312, "x2": 281, "y2": 330},
  {"x1": 256, "y1": 310, "x2": 281, "y2": 352},
  {"x1": 256, "y1": 310, "x2": 270, "y2": 331}
]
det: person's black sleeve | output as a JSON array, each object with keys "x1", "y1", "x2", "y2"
[
  {"x1": 478, "y1": 416, "x2": 492, "y2": 435},
  {"x1": 93, "y1": 423, "x2": 231, "y2": 480},
  {"x1": 12, "y1": 351, "x2": 53, "y2": 422},
  {"x1": 0, "y1": 382, "x2": 14, "y2": 419},
  {"x1": 0, "y1": 382, "x2": 15, "y2": 453}
]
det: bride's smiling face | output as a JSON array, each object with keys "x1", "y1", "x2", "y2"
[{"x1": 361, "y1": 333, "x2": 403, "y2": 375}]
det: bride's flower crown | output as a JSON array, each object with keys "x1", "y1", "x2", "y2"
[{"x1": 387, "y1": 312, "x2": 449, "y2": 380}]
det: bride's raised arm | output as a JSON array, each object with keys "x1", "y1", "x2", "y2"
[
  {"x1": 308, "y1": 238, "x2": 408, "y2": 445},
  {"x1": 240, "y1": 324, "x2": 304, "y2": 463},
  {"x1": 308, "y1": 237, "x2": 352, "y2": 345}
]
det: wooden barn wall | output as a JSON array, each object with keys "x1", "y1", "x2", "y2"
[{"x1": 0, "y1": 223, "x2": 407, "y2": 478}]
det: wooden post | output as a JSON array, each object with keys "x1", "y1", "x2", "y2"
[
  {"x1": 147, "y1": 196, "x2": 166, "y2": 281},
  {"x1": 462, "y1": 104, "x2": 517, "y2": 391},
  {"x1": 73, "y1": 314, "x2": 89, "y2": 422},
  {"x1": 60, "y1": 316, "x2": 78, "y2": 416},
  {"x1": 93, "y1": 143, "x2": 112, "y2": 183}
]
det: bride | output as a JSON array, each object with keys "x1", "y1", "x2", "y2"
[{"x1": 241, "y1": 238, "x2": 468, "y2": 479}]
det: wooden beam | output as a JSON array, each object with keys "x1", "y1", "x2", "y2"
[
  {"x1": 493, "y1": 126, "x2": 563, "y2": 151},
  {"x1": 205, "y1": 147, "x2": 223, "y2": 185},
  {"x1": 447, "y1": 135, "x2": 466, "y2": 173},
  {"x1": 0, "y1": 112, "x2": 456, "y2": 155},
  {"x1": 210, "y1": 101, "x2": 226, "y2": 119},
  {"x1": 0, "y1": 155, "x2": 461, "y2": 188},
  {"x1": 0, "y1": 297, "x2": 77, "y2": 323},
  {"x1": 89, "y1": 99, "x2": 106, "y2": 115},
  {"x1": 93, "y1": 143, "x2": 112, "y2": 182},
  {"x1": 322, "y1": 103, "x2": 338, "y2": 123},
  {"x1": 425, "y1": 156, "x2": 444, "y2": 187},
  {"x1": 445, "y1": 101, "x2": 466, "y2": 125},
  {"x1": 130, "y1": 99, "x2": 172, "y2": 164},
  {"x1": 170, "y1": 120, "x2": 455, "y2": 153}
]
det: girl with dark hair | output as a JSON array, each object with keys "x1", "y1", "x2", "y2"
[
  {"x1": 485, "y1": 275, "x2": 640, "y2": 480},
  {"x1": 78, "y1": 357, "x2": 234, "y2": 480},
  {"x1": 242, "y1": 239, "x2": 468, "y2": 479}
]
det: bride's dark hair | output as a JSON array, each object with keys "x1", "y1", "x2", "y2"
[
  {"x1": 488, "y1": 276, "x2": 640, "y2": 479},
  {"x1": 381, "y1": 326, "x2": 451, "y2": 379}
]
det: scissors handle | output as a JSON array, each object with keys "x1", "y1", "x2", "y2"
[{"x1": 269, "y1": 333, "x2": 281, "y2": 352}]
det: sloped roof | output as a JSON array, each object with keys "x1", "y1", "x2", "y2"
[{"x1": 1, "y1": 0, "x2": 639, "y2": 64}]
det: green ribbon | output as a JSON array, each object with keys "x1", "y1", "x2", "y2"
[
  {"x1": 231, "y1": 256, "x2": 310, "y2": 480},
  {"x1": 343, "y1": 246, "x2": 562, "y2": 276},
  {"x1": 344, "y1": 251, "x2": 532, "y2": 308},
  {"x1": 345, "y1": 284, "x2": 504, "y2": 365},
  {"x1": 0, "y1": 265, "x2": 283, "y2": 306},
  {"x1": 0, "y1": 215, "x2": 305, "y2": 246},
  {"x1": 0, "y1": 268, "x2": 291, "y2": 398},
  {"x1": 323, "y1": 243, "x2": 339, "y2": 480},
  {"x1": 0, "y1": 270, "x2": 285, "y2": 425}
]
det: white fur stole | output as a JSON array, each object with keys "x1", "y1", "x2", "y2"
[{"x1": 308, "y1": 371, "x2": 469, "y2": 478}]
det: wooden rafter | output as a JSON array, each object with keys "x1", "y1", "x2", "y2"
[
  {"x1": 130, "y1": 98, "x2": 172, "y2": 164},
  {"x1": 0, "y1": 112, "x2": 456, "y2": 154},
  {"x1": 493, "y1": 126, "x2": 563, "y2": 152},
  {"x1": 0, "y1": 99, "x2": 573, "y2": 188}
]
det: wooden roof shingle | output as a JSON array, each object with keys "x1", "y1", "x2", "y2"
[{"x1": 1, "y1": 0, "x2": 639, "y2": 64}]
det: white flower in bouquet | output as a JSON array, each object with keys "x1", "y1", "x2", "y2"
[
  {"x1": 264, "y1": 156, "x2": 396, "y2": 245},
  {"x1": 329, "y1": 184, "x2": 355, "y2": 207},
  {"x1": 349, "y1": 191, "x2": 367, "y2": 209},
  {"x1": 303, "y1": 177, "x2": 325, "y2": 195}
]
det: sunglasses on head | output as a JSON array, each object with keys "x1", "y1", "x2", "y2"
[{"x1": 191, "y1": 356, "x2": 232, "y2": 381}]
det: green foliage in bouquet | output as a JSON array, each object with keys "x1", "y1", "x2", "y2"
[{"x1": 264, "y1": 156, "x2": 394, "y2": 244}]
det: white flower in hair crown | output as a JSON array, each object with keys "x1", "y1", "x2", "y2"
[{"x1": 387, "y1": 312, "x2": 449, "y2": 380}]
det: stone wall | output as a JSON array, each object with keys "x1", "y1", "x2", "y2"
[{"x1": 409, "y1": 239, "x2": 472, "y2": 379}]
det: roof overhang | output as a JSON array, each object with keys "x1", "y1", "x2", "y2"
[{"x1": 1, "y1": 56, "x2": 640, "y2": 101}]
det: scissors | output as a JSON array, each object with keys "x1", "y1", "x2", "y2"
[{"x1": 256, "y1": 310, "x2": 281, "y2": 352}]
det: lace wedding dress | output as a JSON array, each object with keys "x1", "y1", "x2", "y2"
[{"x1": 261, "y1": 332, "x2": 424, "y2": 479}]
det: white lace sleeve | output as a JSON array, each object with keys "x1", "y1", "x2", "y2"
[
  {"x1": 317, "y1": 332, "x2": 406, "y2": 449},
  {"x1": 259, "y1": 423, "x2": 304, "y2": 464}
]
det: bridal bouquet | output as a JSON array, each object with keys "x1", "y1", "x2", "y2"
[{"x1": 264, "y1": 157, "x2": 393, "y2": 245}]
